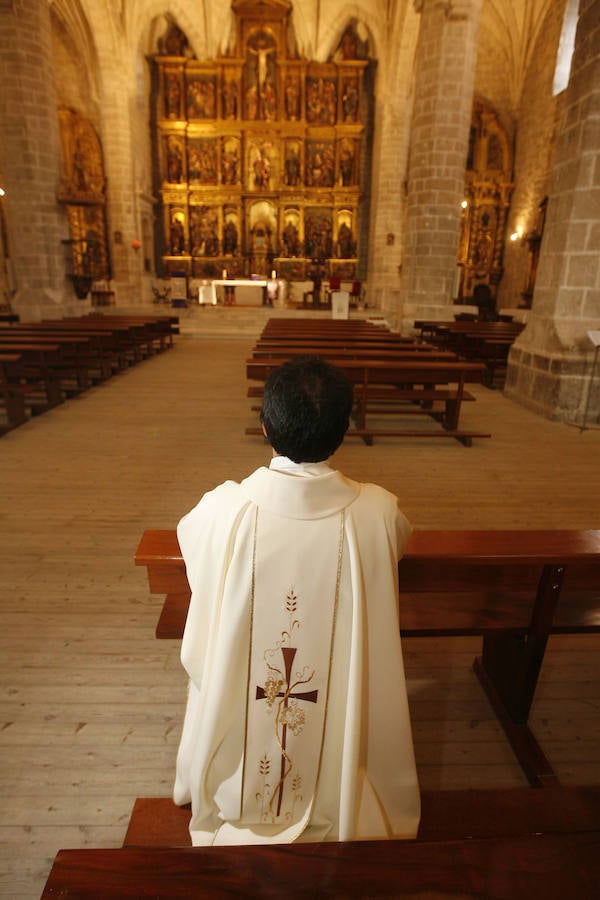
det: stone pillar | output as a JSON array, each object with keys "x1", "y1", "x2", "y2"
[
  {"x1": 398, "y1": 0, "x2": 483, "y2": 332},
  {"x1": 0, "y1": 0, "x2": 73, "y2": 318},
  {"x1": 505, "y1": 0, "x2": 600, "y2": 425},
  {"x1": 98, "y1": 73, "x2": 145, "y2": 306},
  {"x1": 368, "y1": 103, "x2": 410, "y2": 317},
  {"x1": 367, "y1": 7, "x2": 420, "y2": 318}
]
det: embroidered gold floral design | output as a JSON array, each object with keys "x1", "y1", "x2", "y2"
[
  {"x1": 263, "y1": 674, "x2": 283, "y2": 707},
  {"x1": 280, "y1": 699, "x2": 305, "y2": 735},
  {"x1": 255, "y1": 588, "x2": 317, "y2": 821}
]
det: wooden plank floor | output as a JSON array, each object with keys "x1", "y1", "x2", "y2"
[{"x1": 0, "y1": 335, "x2": 599, "y2": 897}]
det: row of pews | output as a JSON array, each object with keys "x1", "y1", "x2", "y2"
[
  {"x1": 414, "y1": 318, "x2": 525, "y2": 388},
  {"x1": 0, "y1": 313, "x2": 178, "y2": 435},
  {"x1": 245, "y1": 318, "x2": 491, "y2": 445},
  {"x1": 41, "y1": 527, "x2": 600, "y2": 895}
]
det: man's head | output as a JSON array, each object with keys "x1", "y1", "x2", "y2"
[{"x1": 260, "y1": 356, "x2": 353, "y2": 462}]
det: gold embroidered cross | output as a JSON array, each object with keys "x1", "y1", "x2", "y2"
[{"x1": 256, "y1": 645, "x2": 318, "y2": 817}]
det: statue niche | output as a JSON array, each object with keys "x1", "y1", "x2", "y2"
[{"x1": 249, "y1": 221, "x2": 273, "y2": 274}]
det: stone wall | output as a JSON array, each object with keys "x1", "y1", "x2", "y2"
[
  {"x1": 0, "y1": 0, "x2": 73, "y2": 318},
  {"x1": 505, "y1": 0, "x2": 600, "y2": 425},
  {"x1": 496, "y1": 2, "x2": 565, "y2": 311}
]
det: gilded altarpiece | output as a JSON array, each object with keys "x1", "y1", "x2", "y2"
[
  {"x1": 57, "y1": 107, "x2": 111, "y2": 296},
  {"x1": 152, "y1": 0, "x2": 368, "y2": 281},
  {"x1": 457, "y1": 101, "x2": 513, "y2": 304}
]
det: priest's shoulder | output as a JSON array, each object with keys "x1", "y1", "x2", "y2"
[
  {"x1": 178, "y1": 478, "x2": 248, "y2": 525},
  {"x1": 351, "y1": 478, "x2": 400, "y2": 509},
  {"x1": 350, "y1": 480, "x2": 410, "y2": 534}
]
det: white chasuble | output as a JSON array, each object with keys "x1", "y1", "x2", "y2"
[
  {"x1": 241, "y1": 507, "x2": 344, "y2": 834},
  {"x1": 174, "y1": 463, "x2": 421, "y2": 846}
]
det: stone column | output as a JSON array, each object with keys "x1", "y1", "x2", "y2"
[
  {"x1": 505, "y1": 0, "x2": 600, "y2": 425},
  {"x1": 368, "y1": 103, "x2": 410, "y2": 317},
  {"x1": 0, "y1": 0, "x2": 72, "y2": 318},
  {"x1": 97, "y1": 70, "x2": 145, "y2": 306},
  {"x1": 398, "y1": 0, "x2": 483, "y2": 332}
]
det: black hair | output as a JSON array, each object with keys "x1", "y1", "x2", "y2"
[{"x1": 260, "y1": 356, "x2": 353, "y2": 462}]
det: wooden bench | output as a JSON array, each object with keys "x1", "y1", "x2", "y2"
[
  {"x1": 251, "y1": 344, "x2": 457, "y2": 361},
  {"x1": 414, "y1": 319, "x2": 523, "y2": 340},
  {"x1": 247, "y1": 356, "x2": 489, "y2": 445},
  {"x1": 135, "y1": 528, "x2": 600, "y2": 787},
  {"x1": 4, "y1": 327, "x2": 123, "y2": 381},
  {"x1": 413, "y1": 320, "x2": 525, "y2": 387},
  {"x1": 123, "y1": 785, "x2": 600, "y2": 847},
  {"x1": 0, "y1": 332, "x2": 102, "y2": 394},
  {"x1": 0, "y1": 352, "x2": 27, "y2": 432},
  {"x1": 41, "y1": 829, "x2": 600, "y2": 897},
  {"x1": 0, "y1": 342, "x2": 65, "y2": 413},
  {"x1": 0, "y1": 315, "x2": 180, "y2": 432}
]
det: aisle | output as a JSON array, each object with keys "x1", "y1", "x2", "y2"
[{"x1": 0, "y1": 337, "x2": 598, "y2": 897}]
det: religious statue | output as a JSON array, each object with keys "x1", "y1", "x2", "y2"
[
  {"x1": 164, "y1": 74, "x2": 181, "y2": 119},
  {"x1": 305, "y1": 214, "x2": 332, "y2": 259},
  {"x1": 188, "y1": 140, "x2": 217, "y2": 184},
  {"x1": 282, "y1": 222, "x2": 301, "y2": 257},
  {"x1": 262, "y1": 78, "x2": 277, "y2": 121},
  {"x1": 284, "y1": 150, "x2": 300, "y2": 187},
  {"x1": 307, "y1": 143, "x2": 334, "y2": 188},
  {"x1": 161, "y1": 22, "x2": 190, "y2": 57},
  {"x1": 284, "y1": 75, "x2": 300, "y2": 120},
  {"x1": 222, "y1": 220, "x2": 238, "y2": 255},
  {"x1": 188, "y1": 147, "x2": 202, "y2": 183},
  {"x1": 170, "y1": 218, "x2": 185, "y2": 255},
  {"x1": 246, "y1": 32, "x2": 277, "y2": 120},
  {"x1": 250, "y1": 144, "x2": 272, "y2": 190},
  {"x1": 190, "y1": 206, "x2": 219, "y2": 257},
  {"x1": 339, "y1": 143, "x2": 355, "y2": 186},
  {"x1": 245, "y1": 83, "x2": 258, "y2": 120},
  {"x1": 342, "y1": 79, "x2": 359, "y2": 122},
  {"x1": 187, "y1": 79, "x2": 216, "y2": 118},
  {"x1": 166, "y1": 136, "x2": 183, "y2": 183},
  {"x1": 72, "y1": 137, "x2": 89, "y2": 192},
  {"x1": 247, "y1": 35, "x2": 276, "y2": 95},
  {"x1": 340, "y1": 28, "x2": 358, "y2": 60},
  {"x1": 221, "y1": 144, "x2": 239, "y2": 185},
  {"x1": 222, "y1": 80, "x2": 238, "y2": 119},
  {"x1": 337, "y1": 223, "x2": 354, "y2": 259},
  {"x1": 306, "y1": 78, "x2": 336, "y2": 125}
]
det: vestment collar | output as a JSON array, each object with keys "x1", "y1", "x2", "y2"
[{"x1": 241, "y1": 465, "x2": 359, "y2": 519}]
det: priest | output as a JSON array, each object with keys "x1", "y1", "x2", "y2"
[{"x1": 174, "y1": 356, "x2": 420, "y2": 845}]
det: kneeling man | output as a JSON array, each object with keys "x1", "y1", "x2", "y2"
[{"x1": 174, "y1": 356, "x2": 420, "y2": 845}]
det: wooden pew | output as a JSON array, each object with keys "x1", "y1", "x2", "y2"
[
  {"x1": 0, "y1": 353, "x2": 27, "y2": 432},
  {"x1": 123, "y1": 786, "x2": 600, "y2": 847},
  {"x1": 0, "y1": 332, "x2": 99, "y2": 393},
  {"x1": 4, "y1": 326, "x2": 121, "y2": 381},
  {"x1": 0, "y1": 315, "x2": 180, "y2": 432},
  {"x1": 251, "y1": 345, "x2": 458, "y2": 362},
  {"x1": 41, "y1": 831, "x2": 600, "y2": 897},
  {"x1": 413, "y1": 320, "x2": 525, "y2": 386},
  {"x1": 43, "y1": 318, "x2": 150, "y2": 365},
  {"x1": 135, "y1": 528, "x2": 600, "y2": 787},
  {"x1": 247, "y1": 356, "x2": 489, "y2": 445},
  {"x1": 0, "y1": 343, "x2": 65, "y2": 412}
]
